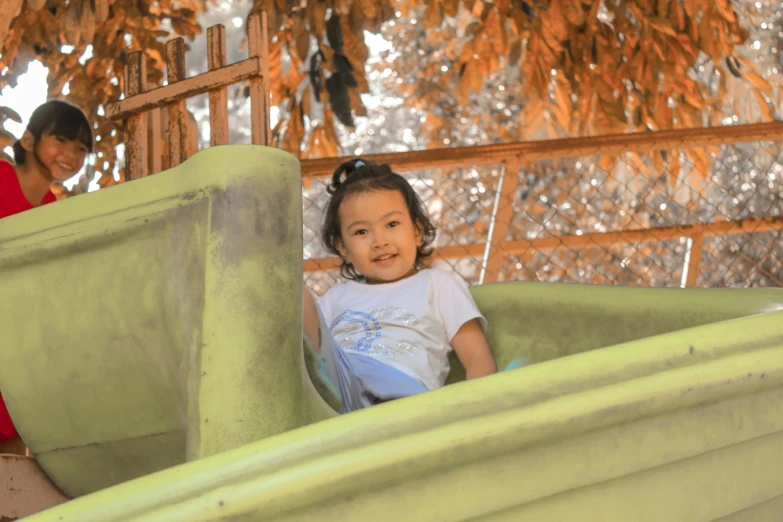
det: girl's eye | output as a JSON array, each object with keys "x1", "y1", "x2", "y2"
[
  {"x1": 353, "y1": 229, "x2": 367, "y2": 236},
  {"x1": 387, "y1": 221, "x2": 400, "y2": 228},
  {"x1": 56, "y1": 136, "x2": 66, "y2": 143}
]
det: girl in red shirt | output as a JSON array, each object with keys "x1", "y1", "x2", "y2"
[{"x1": 0, "y1": 100, "x2": 92, "y2": 448}]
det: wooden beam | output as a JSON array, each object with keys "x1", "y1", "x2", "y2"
[
  {"x1": 247, "y1": 10, "x2": 270, "y2": 146},
  {"x1": 501, "y1": 215, "x2": 783, "y2": 254},
  {"x1": 304, "y1": 215, "x2": 783, "y2": 272},
  {"x1": 105, "y1": 58, "x2": 261, "y2": 121},
  {"x1": 166, "y1": 38, "x2": 189, "y2": 168},
  {"x1": 123, "y1": 52, "x2": 148, "y2": 181},
  {"x1": 300, "y1": 122, "x2": 783, "y2": 179},
  {"x1": 207, "y1": 24, "x2": 229, "y2": 147}
]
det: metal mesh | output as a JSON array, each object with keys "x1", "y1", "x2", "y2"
[{"x1": 303, "y1": 137, "x2": 783, "y2": 295}]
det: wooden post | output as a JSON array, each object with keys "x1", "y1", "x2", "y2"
[
  {"x1": 124, "y1": 52, "x2": 148, "y2": 181},
  {"x1": 166, "y1": 38, "x2": 189, "y2": 167},
  {"x1": 147, "y1": 81, "x2": 162, "y2": 175},
  {"x1": 247, "y1": 10, "x2": 270, "y2": 146},
  {"x1": 207, "y1": 24, "x2": 229, "y2": 146},
  {"x1": 684, "y1": 233, "x2": 704, "y2": 287},
  {"x1": 480, "y1": 158, "x2": 521, "y2": 283}
]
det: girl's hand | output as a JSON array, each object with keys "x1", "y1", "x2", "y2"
[{"x1": 451, "y1": 319, "x2": 497, "y2": 379}]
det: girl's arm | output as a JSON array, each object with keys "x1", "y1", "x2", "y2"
[
  {"x1": 451, "y1": 319, "x2": 497, "y2": 379},
  {"x1": 303, "y1": 288, "x2": 322, "y2": 351}
]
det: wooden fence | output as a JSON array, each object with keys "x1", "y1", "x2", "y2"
[
  {"x1": 102, "y1": 11, "x2": 783, "y2": 288},
  {"x1": 105, "y1": 11, "x2": 270, "y2": 180}
]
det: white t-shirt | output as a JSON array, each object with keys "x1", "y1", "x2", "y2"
[{"x1": 318, "y1": 269, "x2": 487, "y2": 390}]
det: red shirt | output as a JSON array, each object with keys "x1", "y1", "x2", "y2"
[
  {"x1": 0, "y1": 160, "x2": 56, "y2": 218},
  {"x1": 0, "y1": 160, "x2": 56, "y2": 444}
]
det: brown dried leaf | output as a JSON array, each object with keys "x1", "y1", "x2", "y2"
[
  {"x1": 348, "y1": 87, "x2": 367, "y2": 116},
  {"x1": 544, "y1": 113, "x2": 559, "y2": 138},
  {"x1": 686, "y1": 148, "x2": 709, "y2": 180},
  {"x1": 0, "y1": 106, "x2": 22, "y2": 124},
  {"x1": 444, "y1": 0, "x2": 460, "y2": 18},
  {"x1": 752, "y1": 89, "x2": 774, "y2": 121},
  {"x1": 357, "y1": 0, "x2": 378, "y2": 19},
  {"x1": 288, "y1": 102, "x2": 304, "y2": 155},
  {"x1": 81, "y1": 7, "x2": 96, "y2": 44},
  {"x1": 341, "y1": 15, "x2": 368, "y2": 65},
  {"x1": 93, "y1": 0, "x2": 110, "y2": 23},
  {"x1": 0, "y1": 128, "x2": 17, "y2": 148},
  {"x1": 598, "y1": 154, "x2": 615, "y2": 173},
  {"x1": 744, "y1": 71, "x2": 773, "y2": 94},
  {"x1": 295, "y1": 30, "x2": 311, "y2": 60},
  {"x1": 667, "y1": 150, "x2": 680, "y2": 187},
  {"x1": 508, "y1": 38, "x2": 522, "y2": 65},
  {"x1": 521, "y1": 97, "x2": 545, "y2": 128},
  {"x1": 561, "y1": 0, "x2": 585, "y2": 26},
  {"x1": 488, "y1": 11, "x2": 507, "y2": 55},
  {"x1": 65, "y1": 2, "x2": 82, "y2": 43},
  {"x1": 683, "y1": 0, "x2": 698, "y2": 18},
  {"x1": 425, "y1": 1, "x2": 444, "y2": 29},
  {"x1": 307, "y1": 0, "x2": 328, "y2": 35},
  {"x1": 301, "y1": 85, "x2": 312, "y2": 118},
  {"x1": 650, "y1": 18, "x2": 678, "y2": 37},
  {"x1": 456, "y1": 74, "x2": 470, "y2": 105},
  {"x1": 468, "y1": 58, "x2": 483, "y2": 92}
]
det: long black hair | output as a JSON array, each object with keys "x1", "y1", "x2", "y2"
[
  {"x1": 322, "y1": 158, "x2": 437, "y2": 280},
  {"x1": 12, "y1": 100, "x2": 93, "y2": 165}
]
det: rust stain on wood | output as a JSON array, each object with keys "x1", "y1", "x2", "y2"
[
  {"x1": 166, "y1": 38, "x2": 189, "y2": 168},
  {"x1": 123, "y1": 52, "x2": 148, "y2": 181},
  {"x1": 248, "y1": 10, "x2": 270, "y2": 146}
]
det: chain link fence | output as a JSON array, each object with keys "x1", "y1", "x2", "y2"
[{"x1": 302, "y1": 125, "x2": 783, "y2": 295}]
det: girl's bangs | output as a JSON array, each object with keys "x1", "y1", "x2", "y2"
[{"x1": 43, "y1": 106, "x2": 93, "y2": 151}]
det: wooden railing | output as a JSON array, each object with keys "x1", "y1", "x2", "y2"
[
  {"x1": 105, "y1": 11, "x2": 270, "y2": 180},
  {"x1": 300, "y1": 122, "x2": 783, "y2": 286}
]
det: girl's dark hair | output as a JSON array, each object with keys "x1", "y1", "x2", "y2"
[
  {"x1": 12, "y1": 99, "x2": 93, "y2": 165},
  {"x1": 322, "y1": 158, "x2": 437, "y2": 280}
]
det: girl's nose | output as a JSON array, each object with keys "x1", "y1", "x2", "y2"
[{"x1": 373, "y1": 231, "x2": 389, "y2": 248}]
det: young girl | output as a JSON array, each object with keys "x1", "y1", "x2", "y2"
[
  {"x1": 0, "y1": 99, "x2": 92, "y2": 449},
  {"x1": 303, "y1": 158, "x2": 497, "y2": 412}
]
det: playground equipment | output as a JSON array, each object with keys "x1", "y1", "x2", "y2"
[
  {"x1": 2, "y1": 8, "x2": 783, "y2": 522},
  {"x1": 0, "y1": 145, "x2": 782, "y2": 521}
]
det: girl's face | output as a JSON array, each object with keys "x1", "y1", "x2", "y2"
[
  {"x1": 336, "y1": 189, "x2": 422, "y2": 284},
  {"x1": 27, "y1": 132, "x2": 89, "y2": 182}
]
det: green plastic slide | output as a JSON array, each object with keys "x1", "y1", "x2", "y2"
[{"x1": 1, "y1": 146, "x2": 782, "y2": 521}]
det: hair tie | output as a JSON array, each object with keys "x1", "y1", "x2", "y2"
[{"x1": 355, "y1": 160, "x2": 365, "y2": 168}]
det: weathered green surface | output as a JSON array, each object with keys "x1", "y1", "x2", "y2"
[
  {"x1": 0, "y1": 145, "x2": 333, "y2": 498},
  {"x1": 2, "y1": 144, "x2": 783, "y2": 520},
  {"x1": 21, "y1": 283, "x2": 783, "y2": 521}
]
